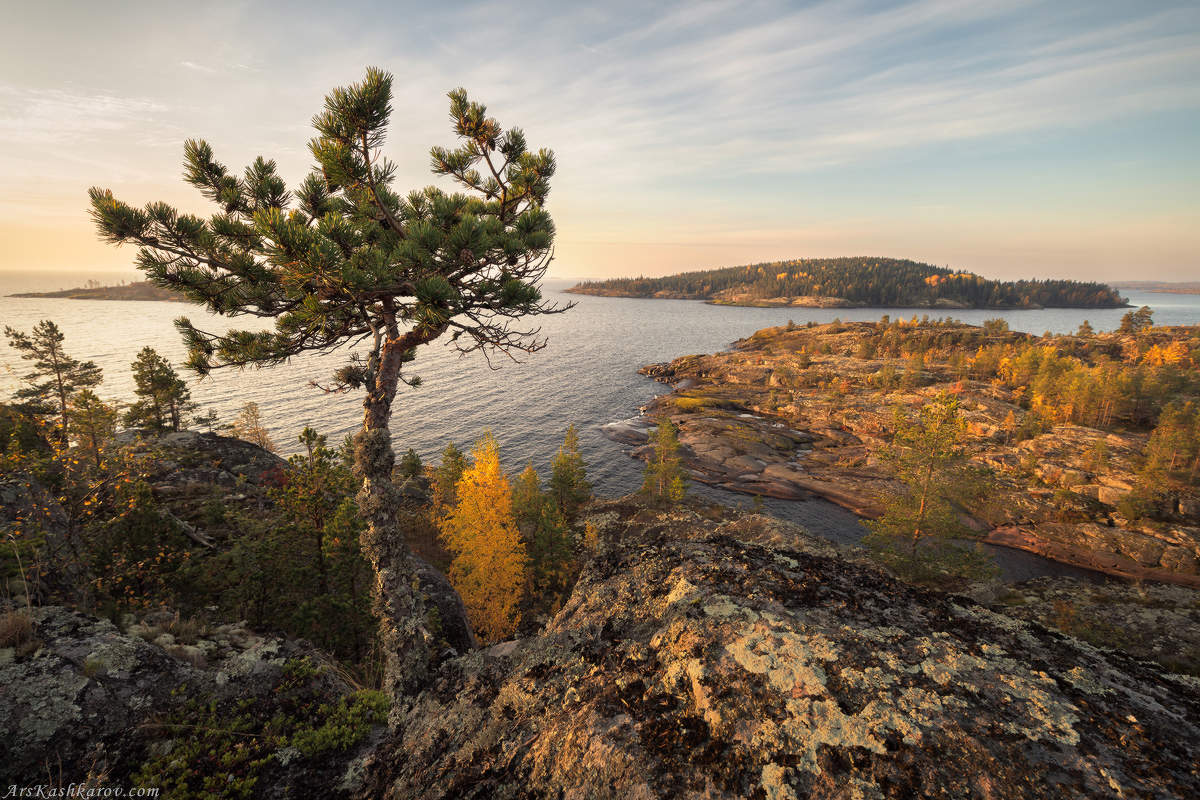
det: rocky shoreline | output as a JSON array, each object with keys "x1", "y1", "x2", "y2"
[{"x1": 607, "y1": 321, "x2": 1200, "y2": 587}]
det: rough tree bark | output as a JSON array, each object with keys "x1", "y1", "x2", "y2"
[{"x1": 354, "y1": 322, "x2": 448, "y2": 701}]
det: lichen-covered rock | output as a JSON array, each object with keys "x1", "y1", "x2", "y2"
[
  {"x1": 977, "y1": 576, "x2": 1200, "y2": 677},
  {"x1": 0, "y1": 606, "x2": 379, "y2": 794},
  {"x1": 364, "y1": 501, "x2": 1200, "y2": 799}
]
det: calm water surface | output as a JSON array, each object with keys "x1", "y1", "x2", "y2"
[{"x1": 4, "y1": 270, "x2": 1198, "y2": 582}]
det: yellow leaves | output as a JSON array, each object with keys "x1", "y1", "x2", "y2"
[
  {"x1": 437, "y1": 432, "x2": 528, "y2": 643},
  {"x1": 1142, "y1": 341, "x2": 1188, "y2": 367}
]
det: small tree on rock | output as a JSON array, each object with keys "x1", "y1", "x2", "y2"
[
  {"x1": 125, "y1": 347, "x2": 194, "y2": 431},
  {"x1": 641, "y1": 419, "x2": 687, "y2": 505},
  {"x1": 865, "y1": 392, "x2": 995, "y2": 586},
  {"x1": 67, "y1": 389, "x2": 118, "y2": 469},
  {"x1": 548, "y1": 424, "x2": 590, "y2": 520},
  {"x1": 89, "y1": 68, "x2": 563, "y2": 695},
  {"x1": 4, "y1": 320, "x2": 102, "y2": 438},
  {"x1": 231, "y1": 402, "x2": 277, "y2": 452}
]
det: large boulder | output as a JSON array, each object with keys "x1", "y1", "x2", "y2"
[{"x1": 365, "y1": 501, "x2": 1200, "y2": 799}]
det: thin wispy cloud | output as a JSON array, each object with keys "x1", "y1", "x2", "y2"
[
  {"x1": 179, "y1": 60, "x2": 217, "y2": 74},
  {"x1": 0, "y1": 0, "x2": 1196, "y2": 278}
]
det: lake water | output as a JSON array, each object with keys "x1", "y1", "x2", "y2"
[{"x1": 4, "y1": 270, "x2": 1199, "y2": 582}]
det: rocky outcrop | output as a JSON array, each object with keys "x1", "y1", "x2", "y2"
[
  {"x1": 365, "y1": 501, "x2": 1200, "y2": 799},
  {"x1": 0, "y1": 605, "x2": 380, "y2": 792},
  {"x1": 972, "y1": 576, "x2": 1200, "y2": 676},
  {"x1": 617, "y1": 322, "x2": 1200, "y2": 583}
]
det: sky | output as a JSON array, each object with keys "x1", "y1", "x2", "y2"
[{"x1": 1, "y1": 0, "x2": 1197, "y2": 283}]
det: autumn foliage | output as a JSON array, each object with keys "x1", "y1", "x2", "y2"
[{"x1": 438, "y1": 433, "x2": 529, "y2": 642}]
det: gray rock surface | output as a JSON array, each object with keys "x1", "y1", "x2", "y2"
[{"x1": 364, "y1": 500, "x2": 1200, "y2": 799}]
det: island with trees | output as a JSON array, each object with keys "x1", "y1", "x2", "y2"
[{"x1": 568, "y1": 256, "x2": 1128, "y2": 308}]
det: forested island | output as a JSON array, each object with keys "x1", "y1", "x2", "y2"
[
  {"x1": 568, "y1": 256, "x2": 1128, "y2": 309},
  {"x1": 9, "y1": 279, "x2": 184, "y2": 302}
]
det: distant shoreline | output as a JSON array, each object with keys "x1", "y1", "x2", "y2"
[
  {"x1": 1111, "y1": 282, "x2": 1200, "y2": 296},
  {"x1": 8, "y1": 281, "x2": 185, "y2": 302}
]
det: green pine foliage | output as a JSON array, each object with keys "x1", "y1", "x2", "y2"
[
  {"x1": 641, "y1": 420, "x2": 688, "y2": 505},
  {"x1": 124, "y1": 346, "x2": 195, "y2": 431},
  {"x1": 570, "y1": 257, "x2": 1125, "y2": 308},
  {"x1": 864, "y1": 392, "x2": 996, "y2": 586},
  {"x1": 548, "y1": 424, "x2": 591, "y2": 520},
  {"x1": 4, "y1": 320, "x2": 103, "y2": 435}
]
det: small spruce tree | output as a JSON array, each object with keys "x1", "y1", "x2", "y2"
[
  {"x1": 431, "y1": 442, "x2": 467, "y2": 511},
  {"x1": 397, "y1": 448, "x2": 423, "y2": 480}
]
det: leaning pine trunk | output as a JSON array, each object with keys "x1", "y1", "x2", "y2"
[{"x1": 355, "y1": 339, "x2": 434, "y2": 702}]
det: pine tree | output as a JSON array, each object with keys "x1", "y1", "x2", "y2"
[
  {"x1": 67, "y1": 389, "x2": 118, "y2": 469},
  {"x1": 548, "y1": 424, "x2": 590, "y2": 520},
  {"x1": 1119, "y1": 306, "x2": 1154, "y2": 334},
  {"x1": 864, "y1": 392, "x2": 995, "y2": 585},
  {"x1": 124, "y1": 347, "x2": 194, "y2": 431},
  {"x1": 89, "y1": 68, "x2": 563, "y2": 693},
  {"x1": 231, "y1": 402, "x2": 276, "y2": 452},
  {"x1": 4, "y1": 320, "x2": 102, "y2": 437},
  {"x1": 437, "y1": 433, "x2": 527, "y2": 643},
  {"x1": 641, "y1": 420, "x2": 688, "y2": 504}
]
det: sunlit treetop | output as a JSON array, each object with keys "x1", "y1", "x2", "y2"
[{"x1": 88, "y1": 67, "x2": 563, "y2": 392}]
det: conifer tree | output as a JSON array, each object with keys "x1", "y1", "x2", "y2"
[
  {"x1": 397, "y1": 448, "x2": 423, "y2": 479},
  {"x1": 548, "y1": 424, "x2": 590, "y2": 520},
  {"x1": 4, "y1": 320, "x2": 102, "y2": 437},
  {"x1": 864, "y1": 392, "x2": 994, "y2": 585},
  {"x1": 641, "y1": 420, "x2": 688, "y2": 504},
  {"x1": 437, "y1": 433, "x2": 527, "y2": 642},
  {"x1": 89, "y1": 68, "x2": 562, "y2": 693},
  {"x1": 125, "y1": 346, "x2": 194, "y2": 431},
  {"x1": 431, "y1": 442, "x2": 467, "y2": 511},
  {"x1": 513, "y1": 463, "x2": 575, "y2": 608}
]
